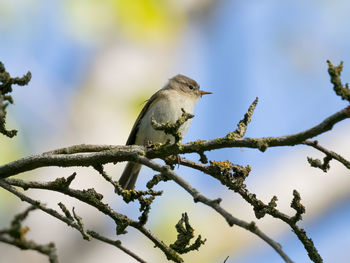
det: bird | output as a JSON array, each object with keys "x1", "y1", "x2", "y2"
[{"x1": 118, "y1": 74, "x2": 212, "y2": 189}]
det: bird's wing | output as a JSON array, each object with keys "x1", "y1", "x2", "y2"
[{"x1": 125, "y1": 89, "x2": 165, "y2": 145}]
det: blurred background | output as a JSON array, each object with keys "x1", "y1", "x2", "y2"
[{"x1": 1, "y1": 0, "x2": 350, "y2": 262}]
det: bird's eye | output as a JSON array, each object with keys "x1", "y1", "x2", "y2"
[{"x1": 188, "y1": 85, "x2": 194, "y2": 90}]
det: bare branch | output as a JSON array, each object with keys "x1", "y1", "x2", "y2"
[
  {"x1": 173, "y1": 157, "x2": 322, "y2": 263},
  {"x1": 0, "y1": 145, "x2": 145, "y2": 178},
  {"x1": 152, "y1": 108, "x2": 194, "y2": 143},
  {"x1": 43, "y1": 144, "x2": 117, "y2": 155},
  {"x1": 3, "y1": 60, "x2": 350, "y2": 263},
  {"x1": 0, "y1": 205, "x2": 58, "y2": 263},
  {"x1": 0, "y1": 180, "x2": 150, "y2": 263},
  {"x1": 327, "y1": 60, "x2": 350, "y2": 102},
  {"x1": 0, "y1": 61, "x2": 31, "y2": 138},
  {"x1": 86, "y1": 230, "x2": 147, "y2": 263},
  {"x1": 136, "y1": 156, "x2": 294, "y2": 263},
  {"x1": 93, "y1": 164, "x2": 162, "y2": 226},
  {"x1": 227, "y1": 97, "x2": 258, "y2": 139},
  {"x1": 307, "y1": 155, "x2": 332, "y2": 172},
  {"x1": 170, "y1": 213, "x2": 206, "y2": 254},
  {"x1": 72, "y1": 207, "x2": 91, "y2": 240},
  {"x1": 2, "y1": 176, "x2": 184, "y2": 262},
  {"x1": 303, "y1": 140, "x2": 350, "y2": 170},
  {"x1": 0, "y1": 107, "x2": 348, "y2": 179},
  {"x1": 148, "y1": 106, "x2": 349, "y2": 156},
  {"x1": 0, "y1": 235, "x2": 58, "y2": 263}
]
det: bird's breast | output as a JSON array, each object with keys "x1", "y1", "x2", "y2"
[{"x1": 135, "y1": 92, "x2": 197, "y2": 145}]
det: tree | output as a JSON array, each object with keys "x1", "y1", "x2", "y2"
[{"x1": 0, "y1": 60, "x2": 349, "y2": 263}]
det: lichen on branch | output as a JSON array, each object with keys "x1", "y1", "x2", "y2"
[
  {"x1": 327, "y1": 60, "x2": 350, "y2": 102},
  {"x1": 2, "y1": 60, "x2": 350, "y2": 263},
  {"x1": 227, "y1": 97, "x2": 258, "y2": 139},
  {"x1": 170, "y1": 212, "x2": 206, "y2": 254},
  {"x1": 0, "y1": 61, "x2": 31, "y2": 138},
  {"x1": 0, "y1": 205, "x2": 58, "y2": 263},
  {"x1": 151, "y1": 108, "x2": 194, "y2": 143}
]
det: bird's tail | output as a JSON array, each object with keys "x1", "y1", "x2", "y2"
[{"x1": 118, "y1": 162, "x2": 142, "y2": 190}]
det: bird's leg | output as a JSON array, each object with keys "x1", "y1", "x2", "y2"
[
  {"x1": 164, "y1": 154, "x2": 181, "y2": 170},
  {"x1": 144, "y1": 140, "x2": 154, "y2": 149},
  {"x1": 176, "y1": 154, "x2": 181, "y2": 168}
]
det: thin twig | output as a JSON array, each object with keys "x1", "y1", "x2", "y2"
[
  {"x1": 303, "y1": 140, "x2": 350, "y2": 170},
  {"x1": 133, "y1": 156, "x2": 294, "y2": 263},
  {"x1": 87, "y1": 231, "x2": 147, "y2": 263},
  {"x1": 0, "y1": 205, "x2": 58, "y2": 263},
  {"x1": 2, "y1": 177, "x2": 183, "y2": 262},
  {"x1": 0, "y1": 180, "x2": 148, "y2": 263},
  {"x1": 3, "y1": 170, "x2": 292, "y2": 262},
  {"x1": 0, "y1": 235, "x2": 58, "y2": 263},
  {"x1": 229, "y1": 97, "x2": 258, "y2": 138},
  {"x1": 1, "y1": 60, "x2": 348, "y2": 263},
  {"x1": 175, "y1": 157, "x2": 322, "y2": 263},
  {"x1": 327, "y1": 60, "x2": 350, "y2": 102}
]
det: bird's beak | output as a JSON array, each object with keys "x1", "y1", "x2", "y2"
[{"x1": 199, "y1": 90, "x2": 212, "y2": 97}]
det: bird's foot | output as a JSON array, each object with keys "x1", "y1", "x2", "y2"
[{"x1": 144, "y1": 140, "x2": 155, "y2": 149}]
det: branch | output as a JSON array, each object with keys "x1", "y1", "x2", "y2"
[
  {"x1": 303, "y1": 140, "x2": 350, "y2": 171},
  {"x1": 151, "y1": 108, "x2": 194, "y2": 143},
  {"x1": 1, "y1": 107, "x2": 348, "y2": 179},
  {"x1": 43, "y1": 144, "x2": 117, "y2": 155},
  {"x1": 0, "y1": 179, "x2": 149, "y2": 263},
  {"x1": 0, "y1": 61, "x2": 31, "y2": 138},
  {"x1": 0, "y1": 205, "x2": 58, "y2": 263},
  {"x1": 2, "y1": 60, "x2": 349, "y2": 263},
  {"x1": 135, "y1": 156, "x2": 294, "y2": 263},
  {"x1": 174, "y1": 157, "x2": 322, "y2": 263},
  {"x1": 170, "y1": 213, "x2": 206, "y2": 254},
  {"x1": 86, "y1": 230, "x2": 147, "y2": 263},
  {"x1": 2, "y1": 158, "x2": 293, "y2": 262},
  {"x1": 1, "y1": 176, "x2": 184, "y2": 262},
  {"x1": 1, "y1": 101, "x2": 345, "y2": 262},
  {"x1": 148, "y1": 106, "x2": 349, "y2": 157},
  {"x1": 327, "y1": 60, "x2": 350, "y2": 102},
  {"x1": 93, "y1": 164, "x2": 162, "y2": 226},
  {"x1": 227, "y1": 97, "x2": 258, "y2": 139},
  {"x1": 0, "y1": 145, "x2": 145, "y2": 178},
  {"x1": 0, "y1": 235, "x2": 58, "y2": 263}
]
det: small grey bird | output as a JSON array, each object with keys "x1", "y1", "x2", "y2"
[{"x1": 118, "y1": 74, "x2": 211, "y2": 189}]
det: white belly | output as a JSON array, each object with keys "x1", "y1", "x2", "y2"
[{"x1": 135, "y1": 91, "x2": 198, "y2": 145}]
